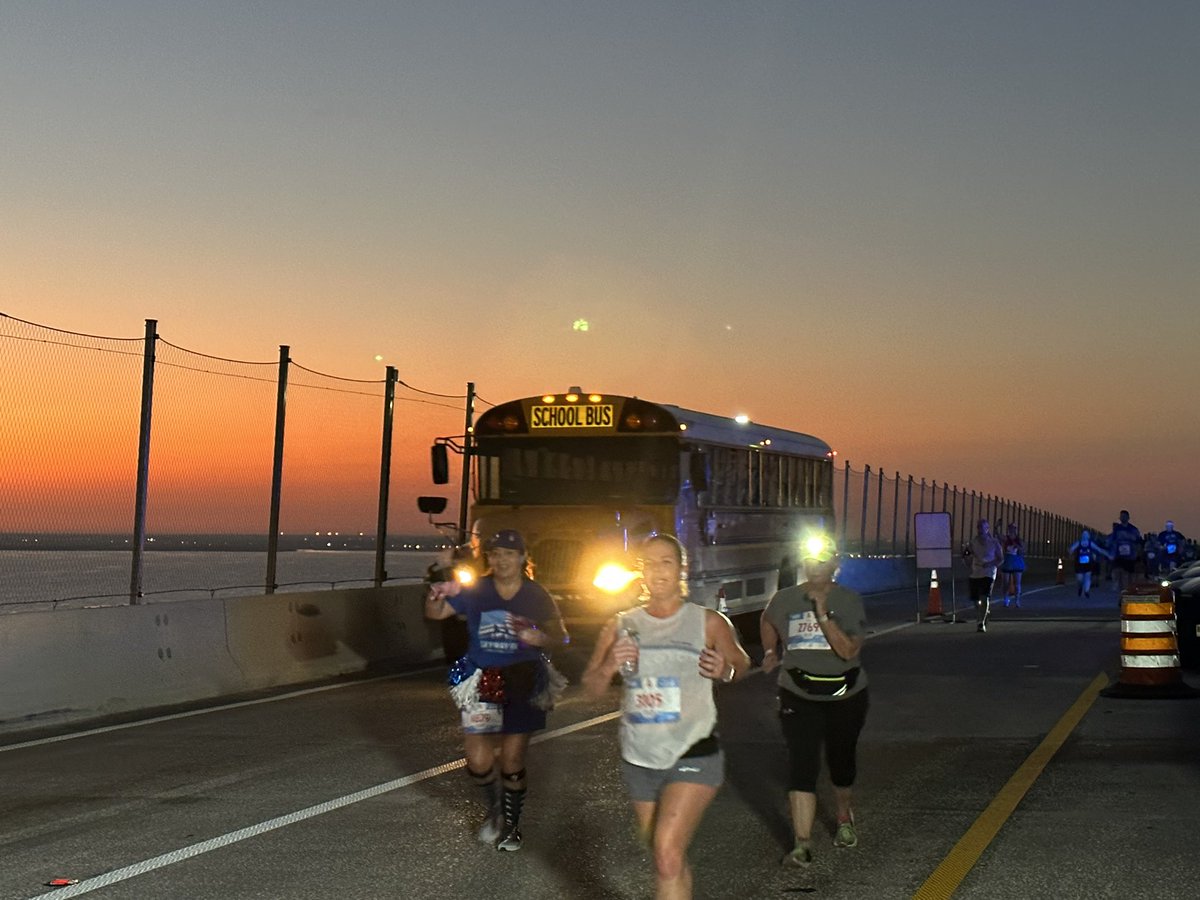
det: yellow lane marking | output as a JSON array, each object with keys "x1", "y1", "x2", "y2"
[{"x1": 912, "y1": 670, "x2": 1109, "y2": 900}]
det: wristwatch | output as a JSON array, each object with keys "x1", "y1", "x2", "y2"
[{"x1": 817, "y1": 611, "x2": 832, "y2": 623}]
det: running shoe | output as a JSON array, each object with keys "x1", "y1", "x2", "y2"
[
  {"x1": 496, "y1": 825, "x2": 523, "y2": 851},
  {"x1": 977, "y1": 622, "x2": 987, "y2": 633},
  {"x1": 834, "y1": 820, "x2": 858, "y2": 848},
  {"x1": 781, "y1": 840, "x2": 813, "y2": 867},
  {"x1": 1003, "y1": 597, "x2": 1010, "y2": 608},
  {"x1": 477, "y1": 812, "x2": 502, "y2": 845}
]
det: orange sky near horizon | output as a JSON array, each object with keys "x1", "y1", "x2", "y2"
[{"x1": 2, "y1": 3, "x2": 1196, "y2": 539}]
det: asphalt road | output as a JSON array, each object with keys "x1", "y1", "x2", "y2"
[{"x1": 4, "y1": 575, "x2": 1198, "y2": 899}]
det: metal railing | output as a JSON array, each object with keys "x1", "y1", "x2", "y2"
[{"x1": 832, "y1": 461, "x2": 1093, "y2": 560}]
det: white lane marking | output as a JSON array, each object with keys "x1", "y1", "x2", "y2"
[
  {"x1": 1, "y1": 668, "x2": 443, "y2": 754},
  {"x1": 28, "y1": 710, "x2": 623, "y2": 898}
]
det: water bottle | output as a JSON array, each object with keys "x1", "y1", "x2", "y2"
[{"x1": 617, "y1": 624, "x2": 639, "y2": 678}]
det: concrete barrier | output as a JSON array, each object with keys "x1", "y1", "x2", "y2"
[
  {"x1": 0, "y1": 584, "x2": 440, "y2": 736},
  {"x1": 0, "y1": 557, "x2": 1066, "y2": 736}
]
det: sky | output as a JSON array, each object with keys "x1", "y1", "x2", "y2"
[{"x1": 2, "y1": 1, "x2": 1197, "y2": 536}]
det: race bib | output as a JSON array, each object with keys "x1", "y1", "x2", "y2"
[
  {"x1": 1079, "y1": 553, "x2": 1090, "y2": 565},
  {"x1": 461, "y1": 701, "x2": 503, "y2": 734},
  {"x1": 1166, "y1": 543, "x2": 1178, "y2": 554},
  {"x1": 786, "y1": 611, "x2": 831, "y2": 652},
  {"x1": 625, "y1": 675, "x2": 682, "y2": 724},
  {"x1": 1117, "y1": 542, "x2": 1133, "y2": 558}
]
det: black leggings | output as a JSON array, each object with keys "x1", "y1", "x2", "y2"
[{"x1": 778, "y1": 688, "x2": 870, "y2": 793}]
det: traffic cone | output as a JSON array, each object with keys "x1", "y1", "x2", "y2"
[
  {"x1": 926, "y1": 570, "x2": 943, "y2": 617},
  {"x1": 1056, "y1": 557, "x2": 1065, "y2": 585}
]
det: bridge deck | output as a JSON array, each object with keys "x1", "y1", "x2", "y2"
[{"x1": 4, "y1": 578, "x2": 1198, "y2": 899}]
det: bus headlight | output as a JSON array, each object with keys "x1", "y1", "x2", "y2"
[{"x1": 593, "y1": 562, "x2": 638, "y2": 594}]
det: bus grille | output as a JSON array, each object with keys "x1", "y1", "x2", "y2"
[{"x1": 531, "y1": 539, "x2": 582, "y2": 586}]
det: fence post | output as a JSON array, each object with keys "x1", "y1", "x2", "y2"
[
  {"x1": 841, "y1": 459, "x2": 850, "y2": 550},
  {"x1": 265, "y1": 345, "x2": 290, "y2": 595},
  {"x1": 129, "y1": 319, "x2": 157, "y2": 605},
  {"x1": 457, "y1": 381, "x2": 475, "y2": 545},
  {"x1": 891, "y1": 471, "x2": 900, "y2": 555},
  {"x1": 904, "y1": 475, "x2": 913, "y2": 556},
  {"x1": 874, "y1": 467, "x2": 884, "y2": 555},
  {"x1": 374, "y1": 366, "x2": 398, "y2": 588},
  {"x1": 859, "y1": 465, "x2": 871, "y2": 554}
]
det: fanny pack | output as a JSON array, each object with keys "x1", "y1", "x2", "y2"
[{"x1": 786, "y1": 666, "x2": 860, "y2": 697}]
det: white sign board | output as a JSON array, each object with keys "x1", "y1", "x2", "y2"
[{"x1": 915, "y1": 512, "x2": 953, "y2": 569}]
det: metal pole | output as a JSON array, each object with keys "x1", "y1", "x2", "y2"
[
  {"x1": 904, "y1": 475, "x2": 913, "y2": 556},
  {"x1": 374, "y1": 366, "x2": 397, "y2": 588},
  {"x1": 874, "y1": 467, "x2": 884, "y2": 555},
  {"x1": 859, "y1": 465, "x2": 870, "y2": 554},
  {"x1": 457, "y1": 381, "x2": 475, "y2": 545},
  {"x1": 841, "y1": 460, "x2": 850, "y2": 549},
  {"x1": 891, "y1": 471, "x2": 900, "y2": 555},
  {"x1": 265, "y1": 345, "x2": 289, "y2": 594},
  {"x1": 129, "y1": 319, "x2": 157, "y2": 605}
]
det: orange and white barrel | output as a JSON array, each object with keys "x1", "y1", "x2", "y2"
[{"x1": 1117, "y1": 585, "x2": 1180, "y2": 687}]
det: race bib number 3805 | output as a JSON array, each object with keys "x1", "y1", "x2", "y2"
[{"x1": 624, "y1": 675, "x2": 682, "y2": 724}]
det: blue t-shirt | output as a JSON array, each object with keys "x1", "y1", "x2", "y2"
[
  {"x1": 448, "y1": 577, "x2": 560, "y2": 668},
  {"x1": 1160, "y1": 531, "x2": 1184, "y2": 556}
]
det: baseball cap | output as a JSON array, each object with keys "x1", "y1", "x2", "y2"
[{"x1": 485, "y1": 529, "x2": 526, "y2": 553}]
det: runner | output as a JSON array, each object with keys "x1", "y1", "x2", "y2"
[
  {"x1": 582, "y1": 533, "x2": 750, "y2": 900},
  {"x1": 1000, "y1": 522, "x2": 1027, "y2": 608},
  {"x1": 964, "y1": 519, "x2": 1004, "y2": 632},
  {"x1": 1069, "y1": 529, "x2": 1110, "y2": 599},
  {"x1": 424, "y1": 529, "x2": 568, "y2": 851},
  {"x1": 760, "y1": 533, "x2": 869, "y2": 867},
  {"x1": 1158, "y1": 521, "x2": 1188, "y2": 574},
  {"x1": 1109, "y1": 510, "x2": 1143, "y2": 593}
]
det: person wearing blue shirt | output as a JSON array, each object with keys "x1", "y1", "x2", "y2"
[
  {"x1": 425, "y1": 529, "x2": 567, "y2": 852},
  {"x1": 1069, "y1": 530, "x2": 1111, "y2": 599},
  {"x1": 1158, "y1": 521, "x2": 1187, "y2": 574},
  {"x1": 1109, "y1": 510, "x2": 1143, "y2": 593}
]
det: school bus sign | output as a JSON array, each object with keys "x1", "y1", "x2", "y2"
[{"x1": 529, "y1": 403, "x2": 615, "y2": 429}]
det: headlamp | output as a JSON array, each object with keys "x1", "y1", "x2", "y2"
[{"x1": 801, "y1": 533, "x2": 837, "y2": 563}]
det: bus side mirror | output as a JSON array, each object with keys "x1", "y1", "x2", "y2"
[
  {"x1": 431, "y1": 444, "x2": 450, "y2": 484},
  {"x1": 689, "y1": 454, "x2": 708, "y2": 492},
  {"x1": 418, "y1": 496, "x2": 448, "y2": 516}
]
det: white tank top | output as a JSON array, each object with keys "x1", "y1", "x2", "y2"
[{"x1": 618, "y1": 602, "x2": 717, "y2": 769}]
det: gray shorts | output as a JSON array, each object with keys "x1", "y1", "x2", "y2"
[{"x1": 620, "y1": 749, "x2": 725, "y2": 802}]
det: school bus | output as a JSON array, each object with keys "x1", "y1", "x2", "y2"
[{"x1": 429, "y1": 388, "x2": 835, "y2": 630}]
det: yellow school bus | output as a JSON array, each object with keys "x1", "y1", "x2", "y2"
[{"x1": 435, "y1": 388, "x2": 835, "y2": 630}]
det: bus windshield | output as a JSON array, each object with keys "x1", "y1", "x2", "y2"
[{"x1": 476, "y1": 435, "x2": 679, "y2": 505}]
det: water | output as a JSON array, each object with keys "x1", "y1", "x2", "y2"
[{"x1": 0, "y1": 549, "x2": 442, "y2": 613}]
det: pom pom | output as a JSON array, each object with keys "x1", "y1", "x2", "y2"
[
  {"x1": 478, "y1": 667, "x2": 505, "y2": 703},
  {"x1": 447, "y1": 655, "x2": 473, "y2": 687},
  {"x1": 531, "y1": 656, "x2": 568, "y2": 711},
  {"x1": 449, "y1": 667, "x2": 481, "y2": 710}
]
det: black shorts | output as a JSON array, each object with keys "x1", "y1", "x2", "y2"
[
  {"x1": 969, "y1": 577, "x2": 993, "y2": 603},
  {"x1": 1113, "y1": 558, "x2": 1136, "y2": 574}
]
